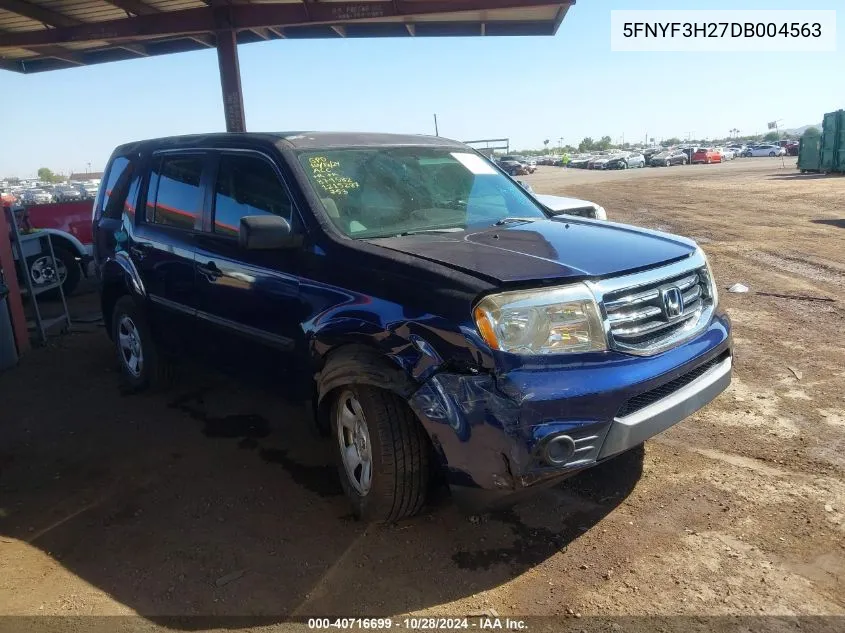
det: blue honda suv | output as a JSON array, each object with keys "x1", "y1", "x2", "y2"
[{"x1": 92, "y1": 132, "x2": 732, "y2": 522}]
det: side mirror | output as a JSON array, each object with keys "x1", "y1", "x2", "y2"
[{"x1": 239, "y1": 215, "x2": 300, "y2": 250}]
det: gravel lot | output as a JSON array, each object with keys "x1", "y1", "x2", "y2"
[{"x1": 1, "y1": 157, "x2": 843, "y2": 631}]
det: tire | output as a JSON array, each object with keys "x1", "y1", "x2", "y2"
[
  {"x1": 111, "y1": 296, "x2": 174, "y2": 393},
  {"x1": 682, "y1": 158, "x2": 688, "y2": 165},
  {"x1": 769, "y1": 151, "x2": 776, "y2": 157},
  {"x1": 664, "y1": 159, "x2": 671, "y2": 167},
  {"x1": 332, "y1": 386, "x2": 429, "y2": 523},
  {"x1": 619, "y1": 161, "x2": 627, "y2": 170},
  {"x1": 25, "y1": 245, "x2": 81, "y2": 298}
]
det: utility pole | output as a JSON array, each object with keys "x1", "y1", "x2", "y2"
[{"x1": 433, "y1": 114, "x2": 439, "y2": 136}]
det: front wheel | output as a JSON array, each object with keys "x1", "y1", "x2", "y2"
[
  {"x1": 769, "y1": 151, "x2": 776, "y2": 157},
  {"x1": 665, "y1": 159, "x2": 671, "y2": 167},
  {"x1": 333, "y1": 386, "x2": 429, "y2": 523}
]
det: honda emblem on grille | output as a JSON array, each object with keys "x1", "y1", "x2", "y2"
[{"x1": 661, "y1": 286, "x2": 684, "y2": 319}]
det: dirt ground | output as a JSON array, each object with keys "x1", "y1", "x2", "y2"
[{"x1": 1, "y1": 157, "x2": 843, "y2": 632}]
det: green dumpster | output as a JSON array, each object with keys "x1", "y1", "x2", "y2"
[
  {"x1": 797, "y1": 128, "x2": 822, "y2": 172},
  {"x1": 819, "y1": 110, "x2": 841, "y2": 172},
  {"x1": 836, "y1": 110, "x2": 845, "y2": 172}
]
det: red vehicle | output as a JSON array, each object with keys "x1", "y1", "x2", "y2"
[
  {"x1": 7, "y1": 200, "x2": 94, "y2": 296},
  {"x1": 692, "y1": 148, "x2": 723, "y2": 164}
]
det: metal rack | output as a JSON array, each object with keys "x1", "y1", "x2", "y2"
[{"x1": 6, "y1": 208, "x2": 71, "y2": 344}]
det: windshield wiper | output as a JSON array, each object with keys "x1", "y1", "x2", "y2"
[
  {"x1": 493, "y1": 217, "x2": 537, "y2": 227},
  {"x1": 395, "y1": 227, "x2": 463, "y2": 237}
]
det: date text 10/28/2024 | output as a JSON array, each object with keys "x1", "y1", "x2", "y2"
[{"x1": 308, "y1": 618, "x2": 528, "y2": 630}]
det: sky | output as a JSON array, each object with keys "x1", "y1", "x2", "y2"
[{"x1": 1, "y1": 0, "x2": 843, "y2": 177}]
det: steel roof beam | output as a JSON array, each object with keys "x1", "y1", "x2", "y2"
[
  {"x1": 100, "y1": 0, "x2": 215, "y2": 49},
  {"x1": 0, "y1": 1, "x2": 569, "y2": 48},
  {"x1": 0, "y1": 0, "x2": 150, "y2": 56},
  {"x1": 0, "y1": 0, "x2": 78, "y2": 27}
]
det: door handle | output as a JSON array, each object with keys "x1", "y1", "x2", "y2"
[{"x1": 197, "y1": 261, "x2": 222, "y2": 280}]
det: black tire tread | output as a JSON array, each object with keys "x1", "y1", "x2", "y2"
[{"x1": 352, "y1": 386, "x2": 429, "y2": 522}]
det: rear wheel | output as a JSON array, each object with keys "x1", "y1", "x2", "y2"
[
  {"x1": 332, "y1": 386, "x2": 429, "y2": 523},
  {"x1": 664, "y1": 159, "x2": 671, "y2": 167},
  {"x1": 111, "y1": 296, "x2": 174, "y2": 392},
  {"x1": 769, "y1": 151, "x2": 776, "y2": 157},
  {"x1": 25, "y1": 246, "x2": 80, "y2": 298}
]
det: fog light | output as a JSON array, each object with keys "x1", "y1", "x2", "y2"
[{"x1": 543, "y1": 435, "x2": 576, "y2": 465}]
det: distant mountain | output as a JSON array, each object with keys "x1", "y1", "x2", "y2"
[{"x1": 784, "y1": 123, "x2": 822, "y2": 135}]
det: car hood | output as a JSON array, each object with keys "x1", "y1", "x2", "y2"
[{"x1": 368, "y1": 218, "x2": 697, "y2": 284}]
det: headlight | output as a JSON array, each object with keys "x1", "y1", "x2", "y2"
[
  {"x1": 474, "y1": 284, "x2": 607, "y2": 355},
  {"x1": 697, "y1": 246, "x2": 719, "y2": 307}
]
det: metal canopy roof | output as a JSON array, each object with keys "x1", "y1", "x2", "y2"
[{"x1": 0, "y1": 0, "x2": 574, "y2": 74}]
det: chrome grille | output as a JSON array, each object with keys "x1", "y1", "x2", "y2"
[{"x1": 589, "y1": 251, "x2": 716, "y2": 356}]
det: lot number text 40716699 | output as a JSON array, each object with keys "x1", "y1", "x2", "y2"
[{"x1": 307, "y1": 617, "x2": 528, "y2": 630}]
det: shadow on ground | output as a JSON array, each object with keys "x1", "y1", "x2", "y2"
[
  {"x1": 811, "y1": 218, "x2": 845, "y2": 229},
  {"x1": 0, "y1": 292, "x2": 642, "y2": 627},
  {"x1": 767, "y1": 173, "x2": 840, "y2": 181}
]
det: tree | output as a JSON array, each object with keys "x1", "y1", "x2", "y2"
[
  {"x1": 578, "y1": 137, "x2": 595, "y2": 152},
  {"x1": 596, "y1": 136, "x2": 613, "y2": 151},
  {"x1": 37, "y1": 167, "x2": 61, "y2": 183},
  {"x1": 763, "y1": 131, "x2": 779, "y2": 142},
  {"x1": 664, "y1": 137, "x2": 681, "y2": 146},
  {"x1": 803, "y1": 127, "x2": 820, "y2": 137}
]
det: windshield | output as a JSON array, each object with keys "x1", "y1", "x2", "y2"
[{"x1": 297, "y1": 147, "x2": 548, "y2": 239}]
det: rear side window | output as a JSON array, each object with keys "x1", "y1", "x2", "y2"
[
  {"x1": 212, "y1": 154, "x2": 292, "y2": 237},
  {"x1": 149, "y1": 155, "x2": 204, "y2": 231},
  {"x1": 101, "y1": 156, "x2": 135, "y2": 220}
]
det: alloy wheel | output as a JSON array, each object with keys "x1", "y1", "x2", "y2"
[
  {"x1": 337, "y1": 390, "x2": 373, "y2": 495},
  {"x1": 117, "y1": 315, "x2": 144, "y2": 378}
]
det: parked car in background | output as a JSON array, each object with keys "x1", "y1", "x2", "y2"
[
  {"x1": 588, "y1": 155, "x2": 614, "y2": 170},
  {"x1": 54, "y1": 187, "x2": 83, "y2": 202},
  {"x1": 650, "y1": 149, "x2": 688, "y2": 167},
  {"x1": 93, "y1": 132, "x2": 732, "y2": 523},
  {"x1": 77, "y1": 183, "x2": 100, "y2": 199},
  {"x1": 786, "y1": 142, "x2": 800, "y2": 156},
  {"x1": 719, "y1": 147, "x2": 736, "y2": 161},
  {"x1": 607, "y1": 152, "x2": 646, "y2": 169},
  {"x1": 499, "y1": 156, "x2": 534, "y2": 174},
  {"x1": 569, "y1": 155, "x2": 593, "y2": 169},
  {"x1": 498, "y1": 159, "x2": 528, "y2": 176},
  {"x1": 643, "y1": 147, "x2": 663, "y2": 163},
  {"x1": 692, "y1": 148, "x2": 723, "y2": 164},
  {"x1": 748, "y1": 144, "x2": 786, "y2": 157},
  {"x1": 22, "y1": 189, "x2": 54, "y2": 205}
]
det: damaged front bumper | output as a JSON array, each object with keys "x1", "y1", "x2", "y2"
[{"x1": 409, "y1": 313, "x2": 732, "y2": 508}]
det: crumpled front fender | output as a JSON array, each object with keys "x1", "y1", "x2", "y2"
[{"x1": 409, "y1": 372, "x2": 524, "y2": 491}]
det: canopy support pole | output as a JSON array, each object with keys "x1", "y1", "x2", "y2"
[{"x1": 216, "y1": 29, "x2": 246, "y2": 133}]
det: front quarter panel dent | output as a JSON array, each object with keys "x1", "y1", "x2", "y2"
[{"x1": 410, "y1": 372, "x2": 523, "y2": 490}]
